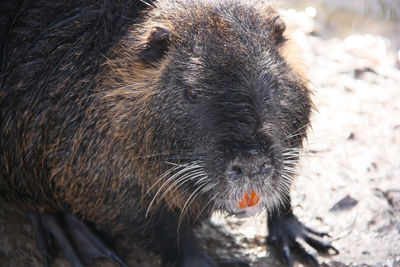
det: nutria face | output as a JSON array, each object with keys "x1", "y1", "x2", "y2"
[{"x1": 111, "y1": 0, "x2": 312, "y2": 217}]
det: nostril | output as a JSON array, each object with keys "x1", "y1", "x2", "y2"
[
  {"x1": 248, "y1": 149, "x2": 259, "y2": 156},
  {"x1": 227, "y1": 165, "x2": 243, "y2": 180},
  {"x1": 259, "y1": 163, "x2": 272, "y2": 175},
  {"x1": 231, "y1": 165, "x2": 243, "y2": 175}
]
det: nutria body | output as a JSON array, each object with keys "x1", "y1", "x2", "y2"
[{"x1": 0, "y1": 0, "x2": 335, "y2": 266}]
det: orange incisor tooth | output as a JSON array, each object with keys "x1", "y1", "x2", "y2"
[
  {"x1": 238, "y1": 192, "x2": 249, "y2": 209},
  {"x1": 249, "y1": 189, "x2": 260, "y2": 207},
  {"x1": 238, "y1": 189, "x2": 260, "y2": 208}
]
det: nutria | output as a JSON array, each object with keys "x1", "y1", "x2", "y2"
[{"x1": 0, "y1": 0, "x2": 337, "y2": 266}]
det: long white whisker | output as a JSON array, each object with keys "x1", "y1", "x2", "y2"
[
  {"x1": 158, "y1": 170, "x2": 207, "y2": 202},
  {"x1": 194, "y1": 191, "x2": 219, "y2": 223},
  {"x1": 282, "y1": 123, "x2": 311, "y2": 141},
  {"x1": 177, "y1": 182, "x2": 207, "y2": 231},
  {"x1": 144, "y1": 164, "x2": 184, "y2": 197},
  {"x1": 145, "y1": 162, "x2": 203, "y2": 217}
]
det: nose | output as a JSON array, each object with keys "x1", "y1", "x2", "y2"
[
  {"x1": 227, "y1": 165, "x2": 243, "y2": 180},
  {"x1": 256, "y1": 162, "x2": 272, "y2": 175},
  {"x1": 226, "y1": 160, "x2": 272, "y2": 180}
]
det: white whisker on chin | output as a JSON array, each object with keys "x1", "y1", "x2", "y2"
[{"x1": 177, "y1": 181, "x2": 208, "y2": 231}]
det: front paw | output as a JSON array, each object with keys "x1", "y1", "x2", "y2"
[{"x1": 267, "y1": 212, "x2": 338, "y2": 267}]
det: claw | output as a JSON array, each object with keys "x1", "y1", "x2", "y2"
[
  {"x1": 25, "y1": 212, "x2": 127, "y2": 267},
  {"x1": 293, "y1": 241, "x2": 319, "y2": 266},
  {"x1": 282, "y1": 244, "x2": 293, "y2": 267},
  {"x1": 303, "y1": 235, "x2": 336, "y2": 255},
  {"x1": 304, "y1": 226, "x2": 331, "y2": 237},
  {"x1": 327, "y1": 244, "x2": 339, "y2": 255},
  {"x1": 267, "y1": 211, "x2": 338, "y2": 267},
  {"x1": 63, "y1": 213, "x2": 128, "y2": 267},
  {"x1": 25, "y1": 212, "x2": 53, "y2": 267},
  {"x1": 41, "y1": 213, "x2": 86, "y2": 267}
]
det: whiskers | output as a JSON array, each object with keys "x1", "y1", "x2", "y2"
[
  {"x1": 144, "y1": 155, "x2": 214, "y2": 224},
  {"x1": 281, "y1": 147, "x2": 300, "y2": 197},
  {"x1": 280, "y1": 124, "x2": 337, "y2": 207}
]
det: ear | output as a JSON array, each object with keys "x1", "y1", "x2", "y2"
[
  {"x1": 272, "y1": 16, "x2": 286, "y2": 44},
  {"x1": 139, "y1": 26, "x2": 171, "y2": 64}
]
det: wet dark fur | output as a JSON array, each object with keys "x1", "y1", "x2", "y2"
[{"x1": 0, "y1": 0, "x2": 312, "y2": 264}]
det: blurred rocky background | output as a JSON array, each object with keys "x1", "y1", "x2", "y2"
[{"x1": 1, "y1": 0, "x2": 399, "y2": 266}]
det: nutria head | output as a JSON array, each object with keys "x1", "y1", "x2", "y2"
[{"x1": 104, "y1": 0, "x2": 312, "y2": 219}]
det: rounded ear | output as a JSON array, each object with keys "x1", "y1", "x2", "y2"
[
  {"x1": 272, "y1": 16, "x2": 286, "y2": 44},
  {"x1": 139, "y1": 26, "x2": 171, "y2": 64}
]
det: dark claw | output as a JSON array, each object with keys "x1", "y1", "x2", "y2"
[
  {"x1": 293, "y1": 241, "x2": 319, "y2": 266},
  {"x1": 41, "y1": 213, "x2": 86, "y2": 267},
  {"x1": 329, "y1": 246, "x2": 339, "y2": 255},
  {"x1": 25, "y1": 211, "x2": 127, "y2": 267},
  {"x1": 304, "y1": 235, "x2": 337, "y2": 254},
  {"x1": 304, "y1": 226, "x2": 330, "y2": 237},
  {"x1": 267, "y1": 211, "x2": 338, "y2": 267},
  {"x1": 282, "y1": 244, "x2": 293, "y2": 267},
  {"x1": 25, "y1": 212, "x2": 53, "y2": 267},
  {"x1": 63, "y1": 213, "x2": 128, "y2": 267}
]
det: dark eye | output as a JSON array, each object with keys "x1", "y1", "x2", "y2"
[{"x1": 186, "y1": 88, "x2": 202, "y2": 101}]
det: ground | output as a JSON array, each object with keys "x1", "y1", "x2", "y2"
[{"x1": 1, "y1": 4, "x2": 399, "y2": 267}]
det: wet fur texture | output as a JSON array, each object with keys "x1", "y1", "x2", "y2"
[{"x1": 0, "y1": 0, "x2": 312, "y2": 263}]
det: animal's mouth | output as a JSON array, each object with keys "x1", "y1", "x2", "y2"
[
  {"x1": 233, "y1": 189, "x2": 264, "y2": 218},
  {"x1": 214, "y1": 169, "x2": 285, "y2": 218},
  {"x1": 238, "y1": 189, "x2": 260, "y2": 209},
  {"x1": 222, "y1": 189, "x2": 267, "y2": 218},
  {"x1": 207, "y1": 148, "x2": 287, "y2": 217}
]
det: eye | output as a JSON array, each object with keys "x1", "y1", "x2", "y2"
[{"x1": 186, "y1": 88, "x2": 202, "y2": 101}]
